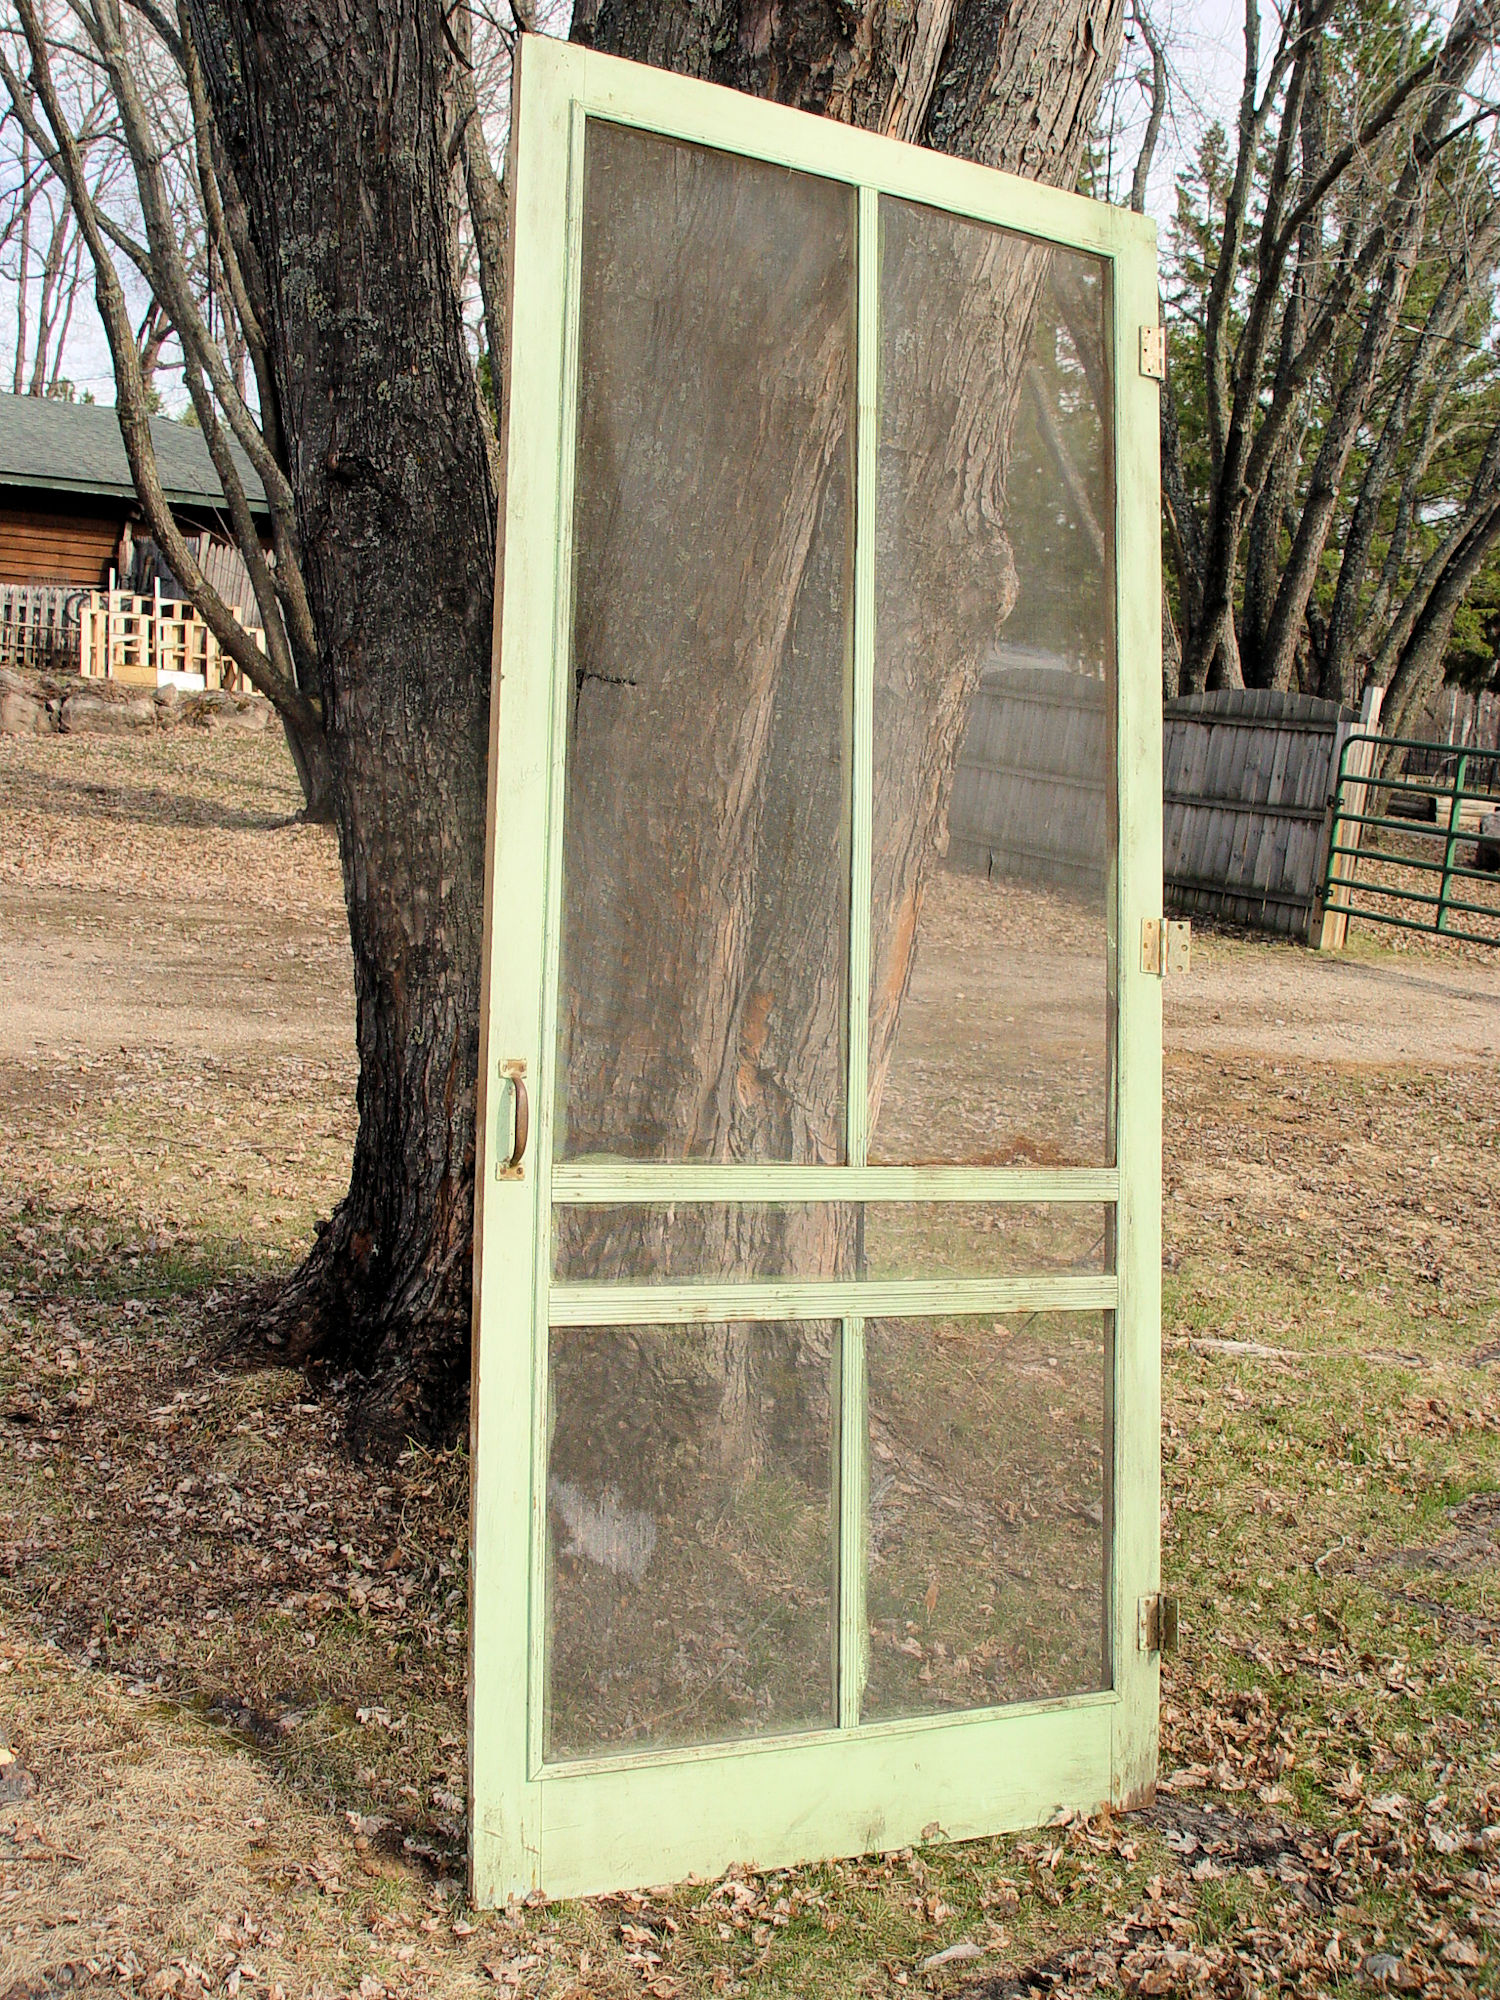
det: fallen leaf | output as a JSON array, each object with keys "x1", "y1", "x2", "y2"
[{"x1": 919, "y1": 1941, "x2": 983, "y2": 1970}]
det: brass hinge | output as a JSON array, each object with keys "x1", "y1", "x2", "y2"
[
  {"x1": 1139, "y1": 324, "x2": 1166, "y2": 381},
  {"x1": 1141, "y1": 917, "x2": 1190, "y2": 976},
  {"x1": 1138, "y1": 1593, "x2": 1180, "y2": 1654}
]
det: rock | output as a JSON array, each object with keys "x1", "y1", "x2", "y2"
[
  {"x1": 0, "y1": 684, "x2": 50, "y2": 735},
  {"x1": 0, "y1": 1760, "x2": 37, "y2": 1802},
  {"x1": 212, "y1": 697, "x2": 272, "y2": 733},
  {"x1": 180, "y1": 688, "x2": 270, "y2": 730},
  {"x1": 1477, "y1": 811, "x2": 1500, "y2": 873},
  {"x1": 60, "y1": 689, "x2": 157, "y2": 733}
]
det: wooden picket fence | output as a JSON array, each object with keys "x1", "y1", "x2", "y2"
[
  {"x1": 1163, "y1": 686, "x2": 1378, "y2": 940},
  {"x1": 0, "y1": 583, "x2": 86, "y2": 671},
  {"x1": 945, "y1": 665, "x2": 1387, "y2": 944},
  {"x1": 78, "y1": 578, "x2": 263, "y2": 693}
]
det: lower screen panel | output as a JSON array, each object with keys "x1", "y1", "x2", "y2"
[
  {"x1": 863, "y1": 1311, "x2": 1110, "y2": 1720},
  {"x1": 545, "y1": 1321, "x2": 838, "y2": 1761},
  {"x1": 553, "y1": 1202, "x2": 1110, "y2": 1281}
]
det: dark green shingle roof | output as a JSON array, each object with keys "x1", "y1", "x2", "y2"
[{"x1": 0, "y1": 392, "x2": 267, "y2": 513}]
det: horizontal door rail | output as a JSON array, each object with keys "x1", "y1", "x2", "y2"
[
  {"x1": 550, "y1": 1164, "x2": 1119, "y2": 1203},
  {"x1": 549, "y1": 1272, "x2": 1118, "y2": 1325},
  {"x1": 541, "y1": 1684, "x2": 1120, "y2": 1782}
]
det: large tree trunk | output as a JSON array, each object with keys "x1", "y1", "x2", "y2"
[
  {"x1": 187, "y1": 0, "x2": 497, "y2": 1448},
  {"x1": 186, "y1": 0, "x2": 1121, "y2": 1450}
]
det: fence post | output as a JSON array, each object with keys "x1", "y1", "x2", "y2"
[
  {"x1": 1315, "y1": 681, "x2": 1384, "y2": 951},
  {"x1": 1436, "y1": 750, "x2": 1468, "y2": 934}
]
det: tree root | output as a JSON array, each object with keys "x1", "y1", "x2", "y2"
[{"x1": 227, "y1": 1204, "x2": 472, "y2": 1459}]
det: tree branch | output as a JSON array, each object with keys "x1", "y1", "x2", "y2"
[{"x1": 13, "y1": 0, "x2": 315, "y2": 727}]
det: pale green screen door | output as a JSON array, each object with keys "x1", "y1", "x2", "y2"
[{"x1": 471, "y1": 34, "x2": 1163, "y2": 1901}]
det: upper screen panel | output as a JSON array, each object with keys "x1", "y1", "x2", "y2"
[
  {"x1": 869, "y1": 199, "x2": 1116, "y2": 1168},
  {"x1": 554, "y1": 121, "x2": 856, "y2": 1165}
]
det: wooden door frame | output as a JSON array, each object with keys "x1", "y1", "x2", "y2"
[{"x1": 470, "y1": 32, "x2": 1163, "y2": 1903}]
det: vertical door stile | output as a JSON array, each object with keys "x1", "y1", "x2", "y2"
[
  {"x1": 1107, "y1": 220, "x2": 1164, "y2": 1806},
  {"x1": 528, "y1": 97, "x2": 592, "y2": 1785},
  {"x1": 838, "y1": 184, "x2": 881, "y2": 1733}
]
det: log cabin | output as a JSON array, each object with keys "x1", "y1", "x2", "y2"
[{"x1": 0, "y1": 391, "x2": 267, "y2": 592}]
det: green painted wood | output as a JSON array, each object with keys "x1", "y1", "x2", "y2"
[
  {"x1": 525, "y1": 99, "x2": 591, "y2": 1786},
  {"x1": 550, "y1": 1273, "x2": 1119, "y2": 1325},
  {"x1": 1107, "y1": 235, "x2": 1164, "y2": 1814},
  {"x1": 550, "y1": 1164, "x2": 1120, "y2": 1202},
  {"x1": 535, "y1": 1695, "x2": 1117, "y2": 1900},
  {"x1": 471, "y1": 30, "x2": 1163, "y2": 1902},
  {"x1": 847, "y1": 183, "x2": 879, "y2": 1176},
  {"x1": 836, "y1": 1314, "x2": 868, "y2": 1728},
  {"x1": 521, "y1": 36, "x2": 1155, "y2": 261},
  {"x1": 467, "y1": 36, "x2": 579, "y2": 1906}
]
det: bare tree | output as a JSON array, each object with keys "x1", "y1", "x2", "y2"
[
  {"x1": 2, "y1": 95, "x2": 95, "y2": 394},
  {"x1": 1160, "y1": 0, "x2": 1500, "y2": 703},
  {"x1": 2, "y1": 0, "x2": 1126, "y2": 1445},
  {"x1": 4, "y1": 0, "x2": 341, "y2": 810}
]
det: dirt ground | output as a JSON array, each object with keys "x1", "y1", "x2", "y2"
[
  {"x1": 5, "y1": 733, "x2": 1497, "y2": 1069},
  {"x1": 1, "y1": 725, "x2": 1498, "y2": 2000}
]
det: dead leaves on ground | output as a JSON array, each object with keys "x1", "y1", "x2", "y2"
[{"x1": 3, "y1": 730, "x2": 1500, "y2": 1996}]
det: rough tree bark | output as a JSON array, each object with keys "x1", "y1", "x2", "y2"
[
  {"x1": 186, "y1": 0, "x2": 499, "y2": 1447},
  {"x1": 561, "y1": 0, "x2": 1120, "y2": 1477},
  {"x1": 181, "y1": 0, "x2": 1122, "y2": 1450}
]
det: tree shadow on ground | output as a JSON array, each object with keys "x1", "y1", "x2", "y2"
[{"x1": 18, "y1": 770, "x2": 303, "y2": 835}]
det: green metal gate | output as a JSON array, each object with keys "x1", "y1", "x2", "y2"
[{"x1": 1319, "y1": 731, "x2": 1500, "y2": 949}]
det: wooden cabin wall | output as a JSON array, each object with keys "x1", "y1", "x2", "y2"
[{"x1": 0, "y1": 500, "x2": 122, "y2": 587}]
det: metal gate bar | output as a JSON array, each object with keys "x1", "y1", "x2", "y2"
[{"x1": 1319, "y1": 732, "x2": 1500, "y2": 948}]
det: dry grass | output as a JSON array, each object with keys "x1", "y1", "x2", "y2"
[{"x1": 1, "y1": 725, "x2": 1498, "y2": 1999}]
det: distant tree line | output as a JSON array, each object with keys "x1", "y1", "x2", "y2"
[{"x1": 1145, "y1": 0, "x2": 1500, "y2": 738}]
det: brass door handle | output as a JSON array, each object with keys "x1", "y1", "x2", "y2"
[{"x1": 499, "y1": 1060, "x2": 529, "y2": 1177}]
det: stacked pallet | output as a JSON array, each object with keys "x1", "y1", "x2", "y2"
[{"x1": 77, "y1": 579, "x2": 263, "y2": 693}]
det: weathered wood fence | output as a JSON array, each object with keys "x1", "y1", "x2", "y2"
[
  {"x1": 946, "y1": 661, "x2": 1109, "y2": 893},
  {"x1": 946, "y1": 665, "x2": 1369, "y2": 942},
  {"x1": 0, "y1": 583, "x2": 86, "y2": 671},
  {"x1": 126, "y1": 534, "x2": 265, "y2": 633},
  {"x1": 1162, "y1": 687, "x2": 1365, "y2": 939}
]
